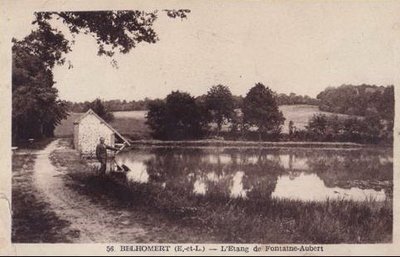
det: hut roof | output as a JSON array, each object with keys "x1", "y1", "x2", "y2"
[{"x1": 74, "y1": 109, "x2": 131, "y2": 146}]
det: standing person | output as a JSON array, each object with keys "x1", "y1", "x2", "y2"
[{"x1": 96, "y1": 137, "x2": 119, "y2": 175}]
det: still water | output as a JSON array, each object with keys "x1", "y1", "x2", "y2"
[{"x1": 115, "y1": 147, "x2": 392, "y2": 202}]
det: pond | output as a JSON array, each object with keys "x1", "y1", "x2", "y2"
[{"x1": 114, "y1": 147, "x2": 393, "y2": 202}]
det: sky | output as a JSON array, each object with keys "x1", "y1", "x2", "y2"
[{"x1": 12, "y1": 1, "x2": 400, "y2": 102}]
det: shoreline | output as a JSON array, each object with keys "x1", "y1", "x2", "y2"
[{"x1": 126, "y1": 139, "x2": 390, "y2": 149}]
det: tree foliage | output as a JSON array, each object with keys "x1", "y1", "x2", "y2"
[
  {"x1": 242, "y1": 83, "x2": 285, "y2": 138},
  {"x1": 317, "y1": 84, "x2": 394, "y2": 121},
  {"x1": 146, "y1": 91, "x2": 204, "y2": 140},
  {"x1": 204, "y1": 85, "x2": 235, "y2": 133},
  {"x1": 66, "y1": 98, "x2": 155, "y2": 112},
  {"x1": 303, "y1": 113, "x2": 389, "y2": 144},
  {"x1": 34, "y1": 11, "x2": 157, "y2": 58},
  {"x1": 33, "y1": 9, "x2": 190, "y2": 58},
  {"x1": 307, "y1": 114, "x2": 328, "y2": 136},
  {"x1": 85, "y1": 99, "x2": 114, "y2": 122},
  {"x1": 12, "y1": 34, "x2": 69, "y2": 142},
  {"x1": 276, "y1": 93, "x2": 319, "y2": 105}
]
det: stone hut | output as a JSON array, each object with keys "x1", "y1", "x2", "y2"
[{"x1": 73, "y1": 109, "x2": 130, "y2": 157}]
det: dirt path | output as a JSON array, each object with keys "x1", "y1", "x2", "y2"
[
  {"x1": 28, "y1": 139, "x2": 209, "y2": 243},
  {"x1": 12, "y1": 146, "x2": 71, "y2": 243},
  {"x1": 34, "y1": 140, "x2": 127, "y2": 242}
]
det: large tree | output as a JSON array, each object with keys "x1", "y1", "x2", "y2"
[
  {"x1": 242, "y1": 83, "x2": 285, "y2": 140},
  {"x1": 146, "y1": 91, "x2": 204, "y2": 140},
  {"x1": 12, "y1": 37, "x2": 68, "y2": 141},
  {"x1": 204, "y1": 85, "x2": 235, "y2": 134},
  {"x1": 12, "y1": 9, "x2": 190, "y2": 142}
]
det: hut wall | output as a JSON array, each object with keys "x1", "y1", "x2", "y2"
[{"x1": 77, "y1": 114, "x2": 115, "y2": 157}]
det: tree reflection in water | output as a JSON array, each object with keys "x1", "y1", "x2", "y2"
[{"x1": 115, "y1": 147, "x2": 392, "y2": 202}]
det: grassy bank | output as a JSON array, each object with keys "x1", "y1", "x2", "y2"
[
  {"x1": 49, "y1": 139, "x2": 392, "y2": 243},
  {"x1": 107, "y1": 172, "x2": 392, "y2": 243}
]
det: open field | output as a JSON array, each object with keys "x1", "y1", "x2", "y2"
[
  {"x1": 279, "y1": 105, "x2": 352, "y2": 132},
  {"x1": 55, "y1": 105, "x2": 352, "y2": 139}
]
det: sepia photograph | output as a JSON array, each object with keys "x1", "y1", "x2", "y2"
[{"x1": 1, "y1": 0, "x2": 399, "y2": 255}]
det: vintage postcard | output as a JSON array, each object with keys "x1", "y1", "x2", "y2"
[{"x1": 0, "y1": 0, "x2": 399, "y2": 255}]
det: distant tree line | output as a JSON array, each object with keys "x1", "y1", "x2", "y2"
[
  {"x1": 68, "y1": 85, "x2": 394, "y2": 119},
  {"x1": 66, "y1": 92, "x2": 319, "y2": 113},
  {"x1": 66, "y1": 99, "x2": 155, "y2": 112},
  {"x1": 276, "y1": 93, "x2": 320, "y2": 105},
  {"x1": 317, "y1": 84, "x2": 394, "y2": 121}
]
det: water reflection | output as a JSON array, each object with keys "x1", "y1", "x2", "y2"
[
  {"x1": 116, "y1": 147, "x2": 392, "y2": 202},
  {"x1": 193, "y1": 178, "x2": 207, "y2": 195},
  {"x1": 126, "y1": 162, "x2": 149, "y2": 183},
  {"x1": 230, "y1": 171, "x2": 249, "y2": 198},
  {"x1": 272, "y1": 173, "x2": 386, "y2": 202},
  {"x1": 206, "y1": 172, "x2": 220, "y2": 182},
  {"x1": 280, "y1": 154, "x2": 309, "y2": 170},
  {"x1": 206, "y1": 154, "x2": 232, "y2": 165},
  {"x1": 116, "y1": 153, "x2": 152, "y2": 183}
]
